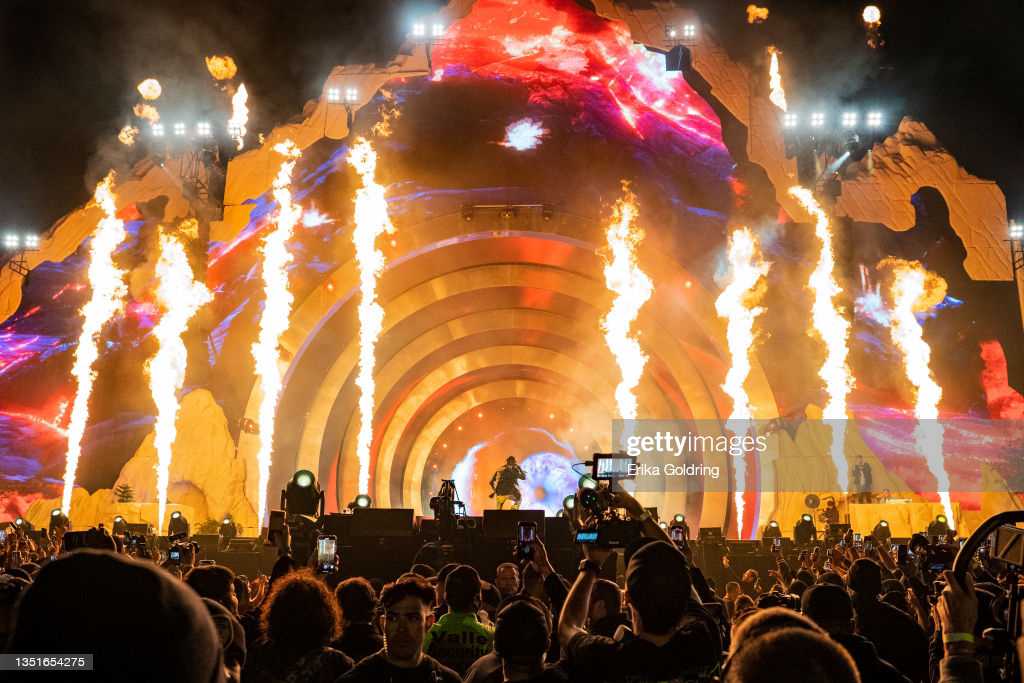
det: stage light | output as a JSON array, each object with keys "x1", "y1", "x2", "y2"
[
  {"x1": 354, "y1": 494, "x2": 372, "y2": 509},
  {"x1": 173, "y1": 122, "x2": 186, "y2": 136},
  {"x1": 49, "y1": 508, "x2": 69, "y2": 535},
  {"x1": 4, "y1": 233, "x2": 19, "y2": 250},
  {"x1": 673, "y1": 514, "x2": 686, "y2": 524},
  {"x1": 431, "y1": 22, "x2": 446, "y2": 38},
  {"x1": 283, "y1": 469, "x2": 323, "y2": 517},
  {"x1": 665, "y1": 26, "x2": 678, "y2": 39},
  {"x1": 810, "y1": 112, "x2": 825, "y2": 128},
  {"x1": 866, "y1": 111, "x2": 883, "y2": 128},
  {"x1": 863, "y1": 5, "x2": 881, "y2": 25},
  {"x1": 841, "y1": 111, "x2": 858, "y2": 128},
  {"x1": 326, "y1": 87, "x2": 341, "y2": 103},
  {"x1": 563, "y1": 494, "x2": 576, "y2": 511},
  {"x1": 1010, "y1": 220, "x2": 1023, "y2": 240},
  {"x1": 15, "y1": 517, "x2": 24, "y2": 527},
  {"x1": 872, "y1": 519, "x2": 892, "y2": 543},
  {"x1": 927, "y1": 514, "x2": 950, "y2": 537},
  {"x1": 3, "y1": 232, "x2": 42, "y2": 252},
  {"x1": 794, "y1": 513, "x2": 816, "y2": 545},
  {"x1": 578, "y1": 475, "x2": 598, "y2": 490},
  {"x1": 219, "y1": 515, "x2": 237, "y2": 542},
  {"x1": 682, "y1": 24, "x2": 697, "y2": 39},
  {"x1": 112, "y1": 515, "x2": 128, "y2": 536},
  {"x1": 24, "y1": 234, "x2": 39, "y2": 250},
  {"x1": 412, "y1": 21, "x2": 426, "y2": 37},
  {"x1": 763, "y1": 519, "x2": 782, "y2": 539},
  {"x1": 659, "y1": 521, "x2": 669, "y2": 529},
  {"x1": 344, "y1": 87, "x2": 359, "y2": 104},
  {"x1": 168, "y1": 511, "x2": 190, "y2": 538},
  {"x1": 782, "y1": 113, "x2": 799, "y2": 129}
]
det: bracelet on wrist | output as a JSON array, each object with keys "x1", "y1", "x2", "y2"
[{"x1": 942, "y1": 632, "x2": 975, "y2": 644}]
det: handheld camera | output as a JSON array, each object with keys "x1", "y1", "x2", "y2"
[{"x1": 573, "y1": 452, "x2": 642, "y2": 549}]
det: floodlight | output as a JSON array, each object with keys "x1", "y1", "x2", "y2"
[
  {"x1": 665, "y1": 26, "x2": 678, "y2": 39},
  {"x1": 326, "y1": 87, "x2": 341, "y2": 103},
  {"x1": 841, "y1": 111, "x2": 858, "y2": 128},
  {"x1": 283, "y1": 469, "x2": 323, "y2": 517},
  {"x1": 866, "y1": 111, "x2": 883, "y2": 128},
  {"x1": 872, "y1": 519, "x2": 892, "y2": 543},
  {"x1": 673, "y1": 513, "x2": 686, "y2": 524},
  {"x1": 353, "y1": 494, "x2": 372, "y2": 509},
  {"x1": 562, "y1": 494, "x2": 576, "y2": 510},
  {"x1": 151, "y1": 123, "x2": 165, "y2": 137},
  {"x1": 4, "y1": 233, "x2": 19, "y2": 250},
  {"x1": 168, "y1": 511, "x2": 190, "y2": 538},
  {"x1": 49, "y1": 508, "x2": 70, "y2": 535},
  {"x1": 783, "y1": 113, "x2": 799, "y2": 129},
  {"x1": 431, "y1": 22, "x2": 445, "y2": 37},
  {"x1": 196, "y1": 121, "x2": 212, "y2": 137},
  {"x1": 173, "y1": 122, "x2": 186, "y2": 136},
  {"x1": 810, "y1": 112, "x2": 825, "y2": 128},
  {"x1": 344, "y1": 87, "x2": 359, "y2": 104},
  {"x1": 219, "y1": 515, "x2": 237, "y2": 543},
  {"x1": 659, "y1": 521, "x2": 669, "y2": 529},
  {"x1": 578, "y1": 475, "x2": 598, "y2": 490},
  {"x1": 412, "y1": 21, "x2": 426, "y2": 37},
  {"x1": 794, "y1": 514, "x2": 816, "y2": 544},
  {"x1": 24, "y1": 234, "x2": 40, "y2": 250},
  {"x1": 1009, "y1": 220, "x2": 1023, "y2": 240},
  {"x1": 763, "y1": 519, "x2": 782, "y2": 539}
]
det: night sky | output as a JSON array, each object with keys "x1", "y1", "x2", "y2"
[{"x1": 1, "y1": 0, "x2": 1022, "y2": 231}]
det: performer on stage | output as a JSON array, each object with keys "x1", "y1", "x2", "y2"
[
  {"x1": 852, "y1": 456, "x2": 874, "y2": 504},
  {"x1": 489, "y1": 456, "x2": 526, "y2": 510}
]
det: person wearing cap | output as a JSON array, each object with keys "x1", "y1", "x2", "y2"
[
  {"x1": 424, "y1": 564, "x2": 494, "y2": 675},
  {"x1": 8, "y1": 549, "x2": 225, "y2": 682},
  {"x1": 558, "y1": 487, "x2": 721, "y2": 682},
  {"x1": 801, "y1": 583, "x2": 911, "y2": 683},
  {"x1": 203, "y1": 598, "x2": 247, "y2": 683}
]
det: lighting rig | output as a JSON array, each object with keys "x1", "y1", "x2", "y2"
[
  {"x1": 781, "y1": 107, "x2": 892, "y2": 195},
  {"x1": 408, "y1": 15, "x2": 449, "y2": 72},
  {"x1": 2, "y1": 230, "x2": 41, "y2": 276}
]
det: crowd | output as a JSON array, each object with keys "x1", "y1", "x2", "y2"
[{"x1": 0, "y1": 490, "x2": 1015, "y2": 682}]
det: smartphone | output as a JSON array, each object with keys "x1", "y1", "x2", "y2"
[
  {"x1": 896, "y1": 544, "x2": 908, "y2": 565},
  {"x1": 865, "y1": 540, "x2": 874, "y2": 552},
  {"x1": 317, "y1": 534, "x2": 337, "y2": 573},
  {"x1": 773, "y1": 537, "x2": 782, "y2": 549},
  {"x1": 839, "y1": 540, "x2": 846, "y2": 548},
  {"x1": 671, "y1": 526, "x2": 686, "y2": 543},
  {"x1": 853, "y1": 533, "x2": 862, "y2": 543},
  {"x1": 517, "y1": 521, "x2": 537, "y2": 561},
  {"x1": 0, "y1": 530, "x2": 6, "y2": 543},
  {"x1": 826, "y1": 548, "x2": 833, "y2": 559}
]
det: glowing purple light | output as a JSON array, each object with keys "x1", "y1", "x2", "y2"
[{"x1": 500, "y1": 118, "x2": 547, "y2": 150}]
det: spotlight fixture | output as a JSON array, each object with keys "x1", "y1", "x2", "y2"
[
  {"x1": 344, "y1": 87, "x2": 359, "y2": 104},
  {"x1": 682, "y1": 24, "x2": 697, "y2": 39},
  {"x1": 412, "y1": 21, "x2": 426, "y2": 38},
  {"x1": 665, "y1": 26, "x2": 678, "y2": 39},
  {"x1": 283, "y1": 469, "x2": 324, "y2": 517},
  {"x1": 782, "y1": 113, "x2": 799, "y2": 129},
  {"x1": 173, "y1": 122, "x2": 186, "y2": 136},
  {"x1": 151, "y1": 123, "x2": 165, "y2": 137},
  {"x1": 659, "y1": 521, "x2": 669, "y2": 529},
  {"x1": 1009, "y1": 220, "x2": 1023, "y2": 241},
  {"x1": 578, "y1": 475, "x2": 598, "y2": 491},
  {"x1": 872, "y1": 519, "x2": 892, "y2": 543},
  {"x1": 112, "y1": 515, "x2": 129, "y2": 536},
  {"x1": 927, "y1": 513, "x2": 950, "y2": 537},
  {"x1": 326, "y1": 87, "x2": 341, "y2": 103},
  {"x1": 350, "y1": 494, "x2": 372, "y2": 510},
  {"x1": 841, "y1": 111, "x2": 858, "y2": 128},
  {"x1": 562, "y1": 494, "x2": 576, "y2": 511},
  {"x1": 196, "y1": 121, "x2": 212, "y2": 137},
  {"x1": 431, "y1": 22, "x2": 446, "y2": 38},
  {"x1": 763, "y1": 519, "x2": 782, "y2": 539},
  {"x1": 1, "y1": 232, "x2": 37, "y2": 251},
  {"x1": 794, "y1": 513, "x2": 817, "y2": 545},
  {"x1": 168, "y1": 510, "x2": 190, "y2": 538},
  {"x1": 219, "y1": 515, "x2": 237, "y2": 543},
  {"x1": 810, "y1": 112, "x2": 825, "y2": 128},
  {"x1": 866, "y1": 111, "x2": 883, "y2": 128},
  {"x1": 49, "y1": 508, "x2": 70, "y2": 535},
  {"x1": 673, "y1": 514, "x2": 686, "y2": 524}
]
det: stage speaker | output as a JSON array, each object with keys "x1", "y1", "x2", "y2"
[
  {"x1": 192, "y1": 534, "x2": 220, "y2": 555},
  {"x1": 544, "y1": 516, "x2": 573, "y2": 546},
  {"x1": 482, "y1": 510, "x2": 545, "y2": 539},
  {"x1": 351, "y1": 508, "x2": 414, "y2": 537},
  {"x1": 319, "y1": 513, "x2": 352, "y2": 539},
  {"x1": 727, "y1": 540, "x2": 761, "y2": 555},
  {"x1": 698, "y1": 527, "x2": 724, "y2": 544}
]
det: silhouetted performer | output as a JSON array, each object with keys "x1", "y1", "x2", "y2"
[
  {"x1": 852, "y1": 456, "x2": 874, "y2": 504},
  {"x1": 489, "y1": 456, "x2": 526, "y2": 509}
]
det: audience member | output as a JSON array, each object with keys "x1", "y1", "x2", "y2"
[
  {"x1": 425, "y1": 564, "x2": 494, "y2": 675},
  {"x1": 331, "y1": 577, "x2": 384, "y2": 663}
]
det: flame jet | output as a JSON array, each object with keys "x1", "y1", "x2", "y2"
[
  {"x1": 251, "y1": 140, "x2": 303, "y2": 529},
  {"x1": 61, "y1": 172, "x2": 130, "y2": 514},
  {"x1": 715, "y1": 227, "x2": 769, "y2": 539},
  {"x1": 767, "y1": 47, "x2": 787, "y2": 112},
  {"x1": 348, "y1": 138, "x2": 396, "y2": 495},
  {"x1": 790, "y1": 187, "x2": 853, "y2": 491},
  {"x1": 881, "y1": 258, "x2": 954, "y2": 526},
  {"x1": 148, "y1": 230, "x2": 212, "y2": 531},
  {"x1": 600, "y1": 184, "x2": 654, "y2": 433}
]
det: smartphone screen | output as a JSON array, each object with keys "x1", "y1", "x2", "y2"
[
  {"x1": 0, "y1": 530, "x2": 6, "y2": 542},
  {"x1": 670, "y1": 527, "x2": 685, "y2": 542},
  {"x1": 169, "y1": 549, "x2": 181, "y2": 561},
  {"x1": 517, "y1": 522, "x2": 537, "y2": 544},
  {"x1": 773, "y1": 537, "x2": 782, "y2": 548},
  {"x1": 317, "y1": 535, "x2": 337, "y2": 570},
  {"x1": 853, "y1": 533, "x2": 862, "y2": 543}
]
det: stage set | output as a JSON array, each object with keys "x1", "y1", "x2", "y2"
[{"x1": 1, "y1": 0, "x2": 1023, "y2": 554}]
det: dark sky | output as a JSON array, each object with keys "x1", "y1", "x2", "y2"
[{"x1": 1, "y1": 0, "x2": 1022, "y2": 232}]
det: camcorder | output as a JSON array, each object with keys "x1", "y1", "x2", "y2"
[
  {"x1": 573, "y1": 453, "x2": 643, "y2": 549},
  {"x1": 61, "y1": 528, "x2": 113, "y2": 553}
]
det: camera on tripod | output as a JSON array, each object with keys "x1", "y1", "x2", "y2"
[{"x1": 572, "y1": 452, "x2": 642, "y2": 549}]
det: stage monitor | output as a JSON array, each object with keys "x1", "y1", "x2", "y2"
[
  {"x1": 483, "y1": 510, "x2": 545, "y2": 539},
  {"x1": 698, "y1": 527, "x2": 724, "y2": 544},
  {"x1": 351, "y1": 508, "x2": 414, "y2": 537}
]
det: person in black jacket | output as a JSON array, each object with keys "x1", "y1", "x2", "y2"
[
  {"x1": 489, "y1": 457, "x2": 526, "y2": 510},
  {"x1": 802, "y1": 583, "x2": 912, "y2": 683},
  {"x1": 331, "y1": 577, "x2": 384, "y2": 663}
]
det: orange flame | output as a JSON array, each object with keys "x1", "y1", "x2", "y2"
[
  {"x1": 767, "y1": 47, "x2": 787, "y2": 112},
  {"x1": 251, "y1": 140, "x2": 303, "y2": 529},
  {"x1": 205, "y1": 55, "x2": 238, "y2": 81},
  {"x1": 61, "y1": 172, "x2": 130, "y2": 514},
  {"x1": 133, "y1": 103, "x2": 160, "y2": 124},
  {"x1": 118, "y1": 125, "x2": 139, "y2": 146},
  {"x1": 229, "y1": 83, "x2": 249, "y2": 150},
  {"x1": 371, "y1": 91, "x2": 402, "y2": 138},
  {"x1": 348, "y1": 138, "x2": 397, "y2": 494},
  {"x1": 790, "y1": 187, "x2": 853, "y2": 490},
  {"x1": 880, "y1": 258, "x2": 954, "y2": 525},
  {"x1": 600, "y1": 183, "x2": 654, "y2": 423},
  {"x1": 137, "y1": 78, "x2": 162, "y2": 101},
  {"x1": 149, "y1": 229, "x2": 212, "y2": 531},
  {"x1": 715, "y1": 227, "x2": 769, "y2": 539},
  {"x1": 746, "y1": 5, "x2": 769, "y2": 24}
]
